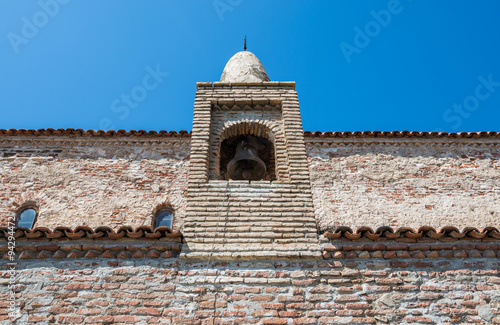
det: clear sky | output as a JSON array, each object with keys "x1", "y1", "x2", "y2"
[{"x1": 1, "y1": 1, "x2": 499, "y2": 133}]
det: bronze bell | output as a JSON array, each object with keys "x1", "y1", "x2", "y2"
[{"x1": 227, "y1": 136, "x2": 266, "y2": 180}]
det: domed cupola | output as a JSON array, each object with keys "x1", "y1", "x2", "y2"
[{"x1": 220, "y1": 51, "x2": 270, "y2": 82}]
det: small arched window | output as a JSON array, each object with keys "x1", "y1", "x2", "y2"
[
  {"x1": 17, "y1": 208, "x2": 37, "y2": 229},
  {"x1": 154, "y1": 209, "x2": 173, "y2": 229}
]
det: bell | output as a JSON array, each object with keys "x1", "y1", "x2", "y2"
[{"x1": 227, "y1": 136, "x2": 266, "y2": 180}]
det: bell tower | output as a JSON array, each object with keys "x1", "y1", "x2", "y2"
[{"x1": 182, "y1": 49, "x2": 321, "y2": 259}]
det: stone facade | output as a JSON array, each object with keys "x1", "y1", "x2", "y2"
[
  {"x1": 306, "y1": 134, "x2": 500, "y2": 231},
  {"x1": 1, "y1": 131, "x2": 498, "y2": 232},
  {"x1": 1, "y1": 50, "x2": 499, "y2": 324},
  {"x1": 0, "y1": 132, "x2": 190, "y2": 230},
  {"x1": 0, "y1": 233, "x2": 499, "y2": 324},
  {"x1": 182, "y1": 82, "x2": 319, "y2": 259}
]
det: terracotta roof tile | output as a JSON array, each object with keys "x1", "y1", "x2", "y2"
[
  {"x1": 323, "y1": 226, "x2": 500, "y2": 241},
  {"x1": 0, "y1": 226, "x2": 182, "y2": 241},
  {"x1": 1, "y1": 128, "x2": 498, "y2": 138},
  {"x1": 304, "y1": 130, "x2": 499, "y2": 138},
  {"x1": 0, "y1": 128, "x2": 191, "y2": 137}
]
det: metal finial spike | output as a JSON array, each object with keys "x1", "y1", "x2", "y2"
[{"x1": 244, "y1": 36, "x2": 247, "y2": 51}]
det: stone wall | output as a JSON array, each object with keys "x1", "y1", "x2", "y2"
[
  {"x1": 1, "y1": 245, "x2": 499, "y2": 324},
  {"x1": 183, "y1": 82, "x2": 319, "y2": 259},
  {"x1": 306, "y1": 136, "x2": 500, "y2": 231},
  {"x1": 0, "y1": 134, "x2": 190, "y2": 230},
  {"x1": 2, "y1": 132, "x2": 500, "y2": 232}
]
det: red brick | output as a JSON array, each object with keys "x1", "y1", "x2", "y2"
[
  {"x1": 235, "y1": 287, "x2": 261, "y2": 294},
  {"x1": 57, "y1": 316, "x2": 84, "y2": 324},
  {"x1": 345, "y1": 251, "x2": 358, "y2": 258},
  {"x1": 292, "y1": 279, "x2": 319, "y2": 286},
  {"x1": 408, "y1": 244, "x2": 430, "y2": 251},
  {"x1": 404, "y1": 316, "x2": 434, "y2": 323},
  {"x1": 115, "y1": 299, "x2": 141, "y2": 306},
  {"x1": 85, "y1": 300, "x2": 109, "y2": 307},
  {"x1": 390, "y1": 261, "x2": 410, "y2": 267},
  {"x1": 135, "y1": 307, "x2": 161, "y2": 316},
  {"x1": 425, "y1": 251, "x2": 440, "y2": 258},
  {"x1": 43, "y1": 285, "x2": 60, "y2": 291},
  {"x1": 461, "y1": 300, "x2": 483, "y2": 308},
  {"x1": 386, "y1": 244, "x2": 408, "y2": 251},
  {"x1": 292, "y1": 318, "x2": 317, "y2": 324},
  {"x1": 76, "y1": 308, "x2": 102, "y2": 315},
  {"x1": 108, "y1": 308, "x2": 132, "y2": 315},
  {"x1": 309, "y1": 286, "x2": 332, "y2": 293},
  {"x1": 278, "y1": 295, "x2": 304, "y2": 303},
  {"x1": 375, "y1": 278, "x2": 403, "y2": 285},
  {"x1": 286, "y1": 303, "x2": 315, "y2": 310},
  {"x1": 85, "y1": 316, "x2": 114, "y2": 323},
  {"x1": 429, "y1": 244, "x2": 454, "y2": 251},
  {"x1": 229, "y1": 294, "x2": 248, "y2": 301},
  {"x1": 113, "y1": 315, "x2": 139, "y2": 323},
  {"x1": 413, "y1": 262, "x2": 433, "y2": 268},
  {"x1": 250, "y1": 294, "x2": 275, "y2": 302},
  {"x1": 342, "y1": 244, "x2": 364, "y2": 251},
  {"x1": 54, "y1": 292, "x2": 78, "y2": 299},
  {"x1": 410, "y1": 251, "x2": 426, "y2": 258},
  {"x1": 199, "y1": 301, "x2": 227, "y2": 309},
  {"x1": 253, "y1": 310, "x2": 279, "y2": 317},
  {"x1": 49, "y1": 306, "x2": 75, "y2": 314},
  {"x1": 172, "y1": 318, "x2": 202, "y2": 324},
  {"x1": 336, "y1": 310, "x2": 364, "y2": 316},
  {"x1": 265, "y1": 287, "x2": 289, "y2": 293},
  {"x1": 396, "y1": 251, "x2": 410, "y2": 258},
  {"x1": 101, "y1": 250, "x2": 115, "y2": 258},
  {"x1": 262, "y1": 318, "x2": 288, "y2": 324},
  {"x1": 363, "y1": 244, "x2": 386, "y2": 251},
  {"x1": 418, "y1": 292, "x2": 443, "y2": 300},
  {"x1": 475, "y1": 244, "x2": 497, "y2": 251},
  {"x1": 334, "y1": 295, "x2": 360, "y2": 302},
  {"x1": 120, "y1": 283, "x2": 147, "y2": 290},
  {"x1": 351, "y1": 317, "x2": 376, "y2": 324},
  {"x1": 280, "y1": 311, "x2": 304, "y2": 318},
  {"x1": 261, "y1": 303, "x2": 285, "y2": 310},
  {"x1": 307, "y1": 294, "x2": 330, "y2": 302},
  {"x1": 346, "y1": 302, "x2": 371, "y2": 309},
  {"x1": 63, "y1": 283, "x2": 91, "y2": 290},
  {"x1": 383, "y1": 251, "x2": 396, "y2": 259},
  {"x1": 317, "y1": 261, "x2": 343, "y2": 268},
  {"x1": 487, "y1": 277, "x2": 500, "y2": 284},
  {"x1": 67, "y1": 250, "x2": 84, "y2": 258},
  {"x1": 37, "y1": 244, "x2": 59, "y2": 252},
  {"x1": 102, "y1": 283, "x2": 120, "y2": 289}
]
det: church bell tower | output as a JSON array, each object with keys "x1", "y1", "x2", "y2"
[{"x1": 182, "y1": 48, "x2": 321, "y2": 259}]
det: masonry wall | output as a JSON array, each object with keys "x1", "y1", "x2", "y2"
[
  {"x1": 1, "y1": 252, "x2": 499, "y2": 324},
  {"x1": 183, "y1": 83, "x2": 319, "y2": 259},
  {"x1": 0, "y1": 134, "x2": 190, "y2": 230},
  {"x1": 306, "y1": 136, "x2": 500, "y2": 231},
  {"x1": 2, "y1": 133, "x2": 500, "y2": 232}
]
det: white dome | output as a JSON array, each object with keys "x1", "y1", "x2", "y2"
[{"x1": 220, "y1": 51, "x2": 270, "y2": 82}]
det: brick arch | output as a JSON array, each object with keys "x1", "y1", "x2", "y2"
[
  {"x1": 141, "y1": 197, "x2": 184, "y2": 231},
  {"x1": 5, "y1": 192, "x2": 49, "y2": 227},
  {"x1": 150, "y1": 201, "x2": 175, "y2": 230},
  {"x1": 219, "y1": 120, "x2": 278, "y2": 146},
  {"x1": 211, "y1": 120, "x2": 289, "y2": 181}
]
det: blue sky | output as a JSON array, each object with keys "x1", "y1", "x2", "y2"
[{"x1": 1, "y1": 1, "x2": 499, "y2": 133}]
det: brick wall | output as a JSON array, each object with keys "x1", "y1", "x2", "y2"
[
  {"x1": 0, "y1": 134, "x2": 190, "y2": 230},
  {"x1": 306, "y1": 136, "x2": 500, "y2": 231},
  {"x1": 2, "y1": 133, "x2": 499, "y2": 233},
  {"x1": 183, "y1": 82, "x2": 319, "y2": 259},
  {"x1": 1, "y1": 245, "x2": 499, "y2": 324}
]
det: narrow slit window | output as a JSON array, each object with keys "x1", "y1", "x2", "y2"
[
  {"x1": 155, "y1": 210, "x2": 173, "y2": 228},
  {"x1": 17, "y1": 208, "x2": 37, "y2": 229}
]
